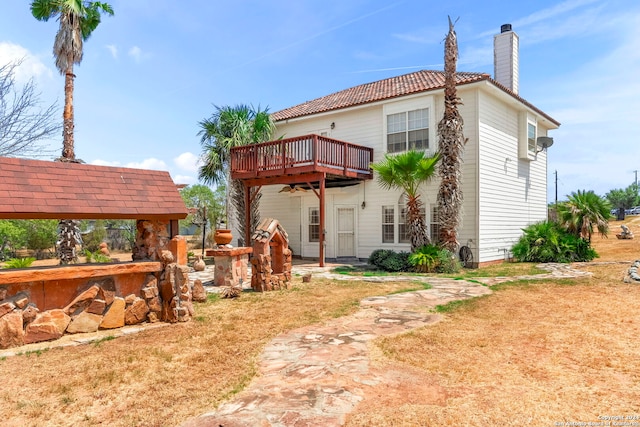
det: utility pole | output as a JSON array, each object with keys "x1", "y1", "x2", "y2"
[
  {"x1": 635, "y1": 170, "x2": 638, "y2": 194},
  {"x1": 554, "y1": 170, "x2": 558, "y2": 206}
]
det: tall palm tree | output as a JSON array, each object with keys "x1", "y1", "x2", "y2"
[
  {"x1": 31, "y1": 0, "x2": 114, "y2": 161},
  {"x1": 437, "y1": 17, "x2": 466, "y2": 254},
  {"x1": 557, "y1": 190, "x2": 611, "y2": 242},
  {"x1": 31, "y1": 0, "x2": 113, "y2": 264},
  {"x1": 198, "y1": 105, "x2": 276, "y2": 244},
  {"x1": 371, "y1": 150, "x2": 440, "y2": 251}
]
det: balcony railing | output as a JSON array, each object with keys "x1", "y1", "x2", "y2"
[{"x1": 230, "y1": 134, "x2": 373, "y2": 180}]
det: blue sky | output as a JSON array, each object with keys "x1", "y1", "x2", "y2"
[{"x1": 0, "y1": 0, "x2": 638, "y2": 202}]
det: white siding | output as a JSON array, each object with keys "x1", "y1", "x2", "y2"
[
  {"x1": 476, "y1": 90, "x2": 548, "y2": 263},
  {"x1": 258, "y1": 84, "x2": 552, "y2": 265}
]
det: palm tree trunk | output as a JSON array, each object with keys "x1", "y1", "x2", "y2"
[
  {"x1": 437, "y1": 17, "x2": 466, "y2": 254},
  {"x1": 407, "y1": 195, "x2": 429, "y2": 251},
  {"x1": 61, "y1": 69, "x2": 75, "y2": 161}
]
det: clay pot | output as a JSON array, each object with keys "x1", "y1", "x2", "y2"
[
  {"x1": 193, "y1": 255, "x2": 206, "y2": 271},
  {"x1": 214, "y1": 229, "x2": 233, "y2": 245}
]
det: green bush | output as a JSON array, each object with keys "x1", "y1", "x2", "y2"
[
  {"x1": 83, "y1": 249, "x2": 112, "y2": 263},
  {"x1": 435, "y1": 248, "x2": 461, "y2": 273},
  {"x1": 380, "y1": 251, "x2": 411, "y2": 272},
  {"x1": 512, "y1": 220, "x2": 598, "y2": 263},
  {"x1": 408, "y1": 244, "x2": 440, "y2": 272},
  {"x1": 408, "y1": 245, "x2": 461, "y2": 273},
  {"x1": 2, "y1": 257, "x2": 36, "y2": 269},
  {"x1": 368, "y1": 249, "x2": 394, "y2": 268}
]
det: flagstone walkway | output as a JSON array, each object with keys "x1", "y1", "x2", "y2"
[{"x1": 180, "y1": 262, "x2": 591, "y2": 427}]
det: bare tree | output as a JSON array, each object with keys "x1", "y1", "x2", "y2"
[
  {"x1": 0, "y1": 60, "x2": 59, "y2": 157},
  {"x1": 437, "y1": 17, "x2": 467, "y2": 254}
]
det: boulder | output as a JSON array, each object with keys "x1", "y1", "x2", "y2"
[
  {"x1": 0, "y1": 301, "x2": 15, "y2": 318},
  {"x1": 66, "y1": 311, "x2": 102, "y2": 334},
  {"x1": 192, "y1": 279, "x2": 207, "y2": 302},
  {"x1": 100, "y1": 297, "x2": 125, "y2": 329},
  {"x1": 64, "y1": 285, "x2": 100, "y2": 316},
  {"x1": 0, "y1": 311, "x2": 24, "y2": 349},
  {"x1": 124, "y1": 298, "x2": 149, "y2": 325},
  {"x1": 22, "y1": 304, "x2": 39, "y2": 325},
  {"x1": 86, "y1": 299, "x2": 107, "y2": 315},
  {"x1": 24, "y1": 310, "x2": 70, "y2": 344}
]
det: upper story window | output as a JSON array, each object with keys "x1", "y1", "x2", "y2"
[
  {"x1": 527, "y1": 122, "x2": 537, "y2": 154},
  {"x1": 387, "y1": 108, "x2": 429, "y2": 153}
]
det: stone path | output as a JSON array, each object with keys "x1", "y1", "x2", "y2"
[{"x1": 180, "y1": 262, "x2": 591, "y2": 427}]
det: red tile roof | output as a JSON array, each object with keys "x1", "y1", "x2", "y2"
[
  {"x1": 0, "y1": 157, "x2": 188, "y2": 220},
  {"x1": 272, "y1": 70, "x2": 560, "y2": 126}
]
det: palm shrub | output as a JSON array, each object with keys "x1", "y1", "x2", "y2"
[
  {"x1": 511, "y1": 220, "x2": 597, "y2": 263},
  {"x1": 409, "y1": 244, "x2": 461, "y2": 273},
  {"x1": 408, "y1": 244, "x2": 440, "y2": 272},
  {"x1": 557, "y1": 190, "x2": 611, "y2": 242},
  {"x1": 368, "y1": 249, "x2": 394, "y2": 268},
  {"x1": 2, "y1": 257, "x2": 36, "y2": 269}
]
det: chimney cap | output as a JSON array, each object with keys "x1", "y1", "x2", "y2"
[{"x1": 500, "y1": 24, "x2": 512, "y2": 33}]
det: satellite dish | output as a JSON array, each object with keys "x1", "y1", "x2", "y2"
[{"x1": 536, "y1": 136, "x2": 554, "y2": 150}]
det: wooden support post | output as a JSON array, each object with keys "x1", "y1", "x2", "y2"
[
  {"x1": 245, "y1": 183, "x2": 251, "y2": 247},
  {"x1": 319, "y1": 176, "x2": 325, "y2": 267}
]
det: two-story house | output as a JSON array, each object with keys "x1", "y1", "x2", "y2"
[{"x1": 230, "y1": 24, "x2": 560, "y2": 267}]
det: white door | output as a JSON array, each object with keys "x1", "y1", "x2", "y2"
[{"x1": 336, "y1": 207, "x2": 355, "y2": 258}]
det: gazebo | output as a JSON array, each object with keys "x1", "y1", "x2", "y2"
[{"x1": 0, "y1": 157, "x2": 191, "y2": 350}]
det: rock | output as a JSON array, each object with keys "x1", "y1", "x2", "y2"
[
  {"x1": 147, "y1": 311, "x2": 159, "y2": 323},
  {"x1": 302, "y1": 273, "x2": 312, "y2": 283},
  {"x1": 22, "y1": 304, "x2": 39, "y2": 325},
  {"x1": 100, "y1": 297, "x2": 125, "y2": 329},
  {"x1": 0, "y1": 301, "x2": 16, "y2": 318},
  {"x1": 0, "y1": 286, "x2": 7, "y2": 301},
  {"x1": 66, "y1": 311, "x2": 102, "y2": 334},
  {"x1": 64, "y1": 285, "x2": 100, "y2": 316},
  {"x1": 141, "y1": 286, "x2": 158, "y2": 299},
  {"x1": 14, "y1": 295, "x2": 29, "y2": 309},
  {"x1": 192, "y1": 279, "x2": 207, "y2": 302},
  {"x1": 98, "y1": 287, "x2": 115, "y2": 306},
  {"x1": 24, "y1": 310, "x2": 70, "y2": 344},
  {"x1": 124, "y1": 294, "x2": 137, "y2": 305},
  {"x1": 0, "y1": 311, "x2": 24, "y2": 349},
  {"x1": 147, "y1": 297, "x2": 162, "y2": 313},
  {"x1": 86, "y1": 299, "x2": 107, "y2": 315},
  {"x1": 161, "y1": 250, "x2": 175, "y2": 264},
  {"x1": 124, "y1": 298, "x2": 149, "y2": 325},
  {"x1": 99, "y1": 242, "x2": 110, "y2": 257}
]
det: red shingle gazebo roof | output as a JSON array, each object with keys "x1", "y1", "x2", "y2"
[{"x1": 0, "y1": 157, "x2": 188, "y2": 220}]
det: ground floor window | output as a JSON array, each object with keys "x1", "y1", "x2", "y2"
[
  {"x1": 382, "y1": 205, "x2": 394, "y2": 243},
  {"x1": 309, "y1": 207, "x2": 319, "y2": 242},
  {"x1": 430, "y1": 205, "x2": 440, "y2": 244}
]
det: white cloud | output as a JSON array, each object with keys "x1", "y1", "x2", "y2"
[
  {"x1": 174, "y1": 152, "x2": 200, "y2": 172},
  {"x1": 128, "y1": 46, "x2": 151, "y2": 63},
  {"x1": 173, "y1": 174, "x2": 197, "y2": 186},
  {"x1": 106, "y1": 44, "x2": 118, "y2": 59},
  {"x1": 0, "y1": 42, "x2": 53, "y2": 84},
  {"x1": 91, "y1": 157, "x2": 168, "y2": 171}
]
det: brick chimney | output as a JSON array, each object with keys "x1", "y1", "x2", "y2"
[{"x1": 494, "y1": 23, "x2": 519, "y2": 94}]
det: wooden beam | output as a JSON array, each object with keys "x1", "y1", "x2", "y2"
[{"x1": 0, "y1": 262, "x2": 163, "y2": 285}]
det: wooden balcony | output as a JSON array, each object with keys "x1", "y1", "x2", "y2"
[{"x1": 230, "y1": 134, "x2": 373, "y2": 183}]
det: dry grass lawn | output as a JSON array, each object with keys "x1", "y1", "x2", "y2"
[{"x1": 2, "y1": 217, "x2": 640, "y2": 426}]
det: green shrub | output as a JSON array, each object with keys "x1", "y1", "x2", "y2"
[
  {"x1": 380, "y1": 251, "x2": 410, "y2": 272},
  {"x1": 435, "y1": 248, "x2": 461, "y2": 273},
  {"x1": 83, "y1": 249, "x2": 112, "y2": 263},
  {"x1": 368, "y1": 249, "x2": 394, "y2": 268},
  {"x1": 512, "y1": 220, "x2": 597, "y2": 263},
  {"x1": 409, "y1": 245, "x2": 461, "y2": 273},
  {"x1": 408, "y1": 244, "x2": 440, "y2": 272},
  {"x1": 2, "y1": 257, "x2": 36, "y2": 269}
]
